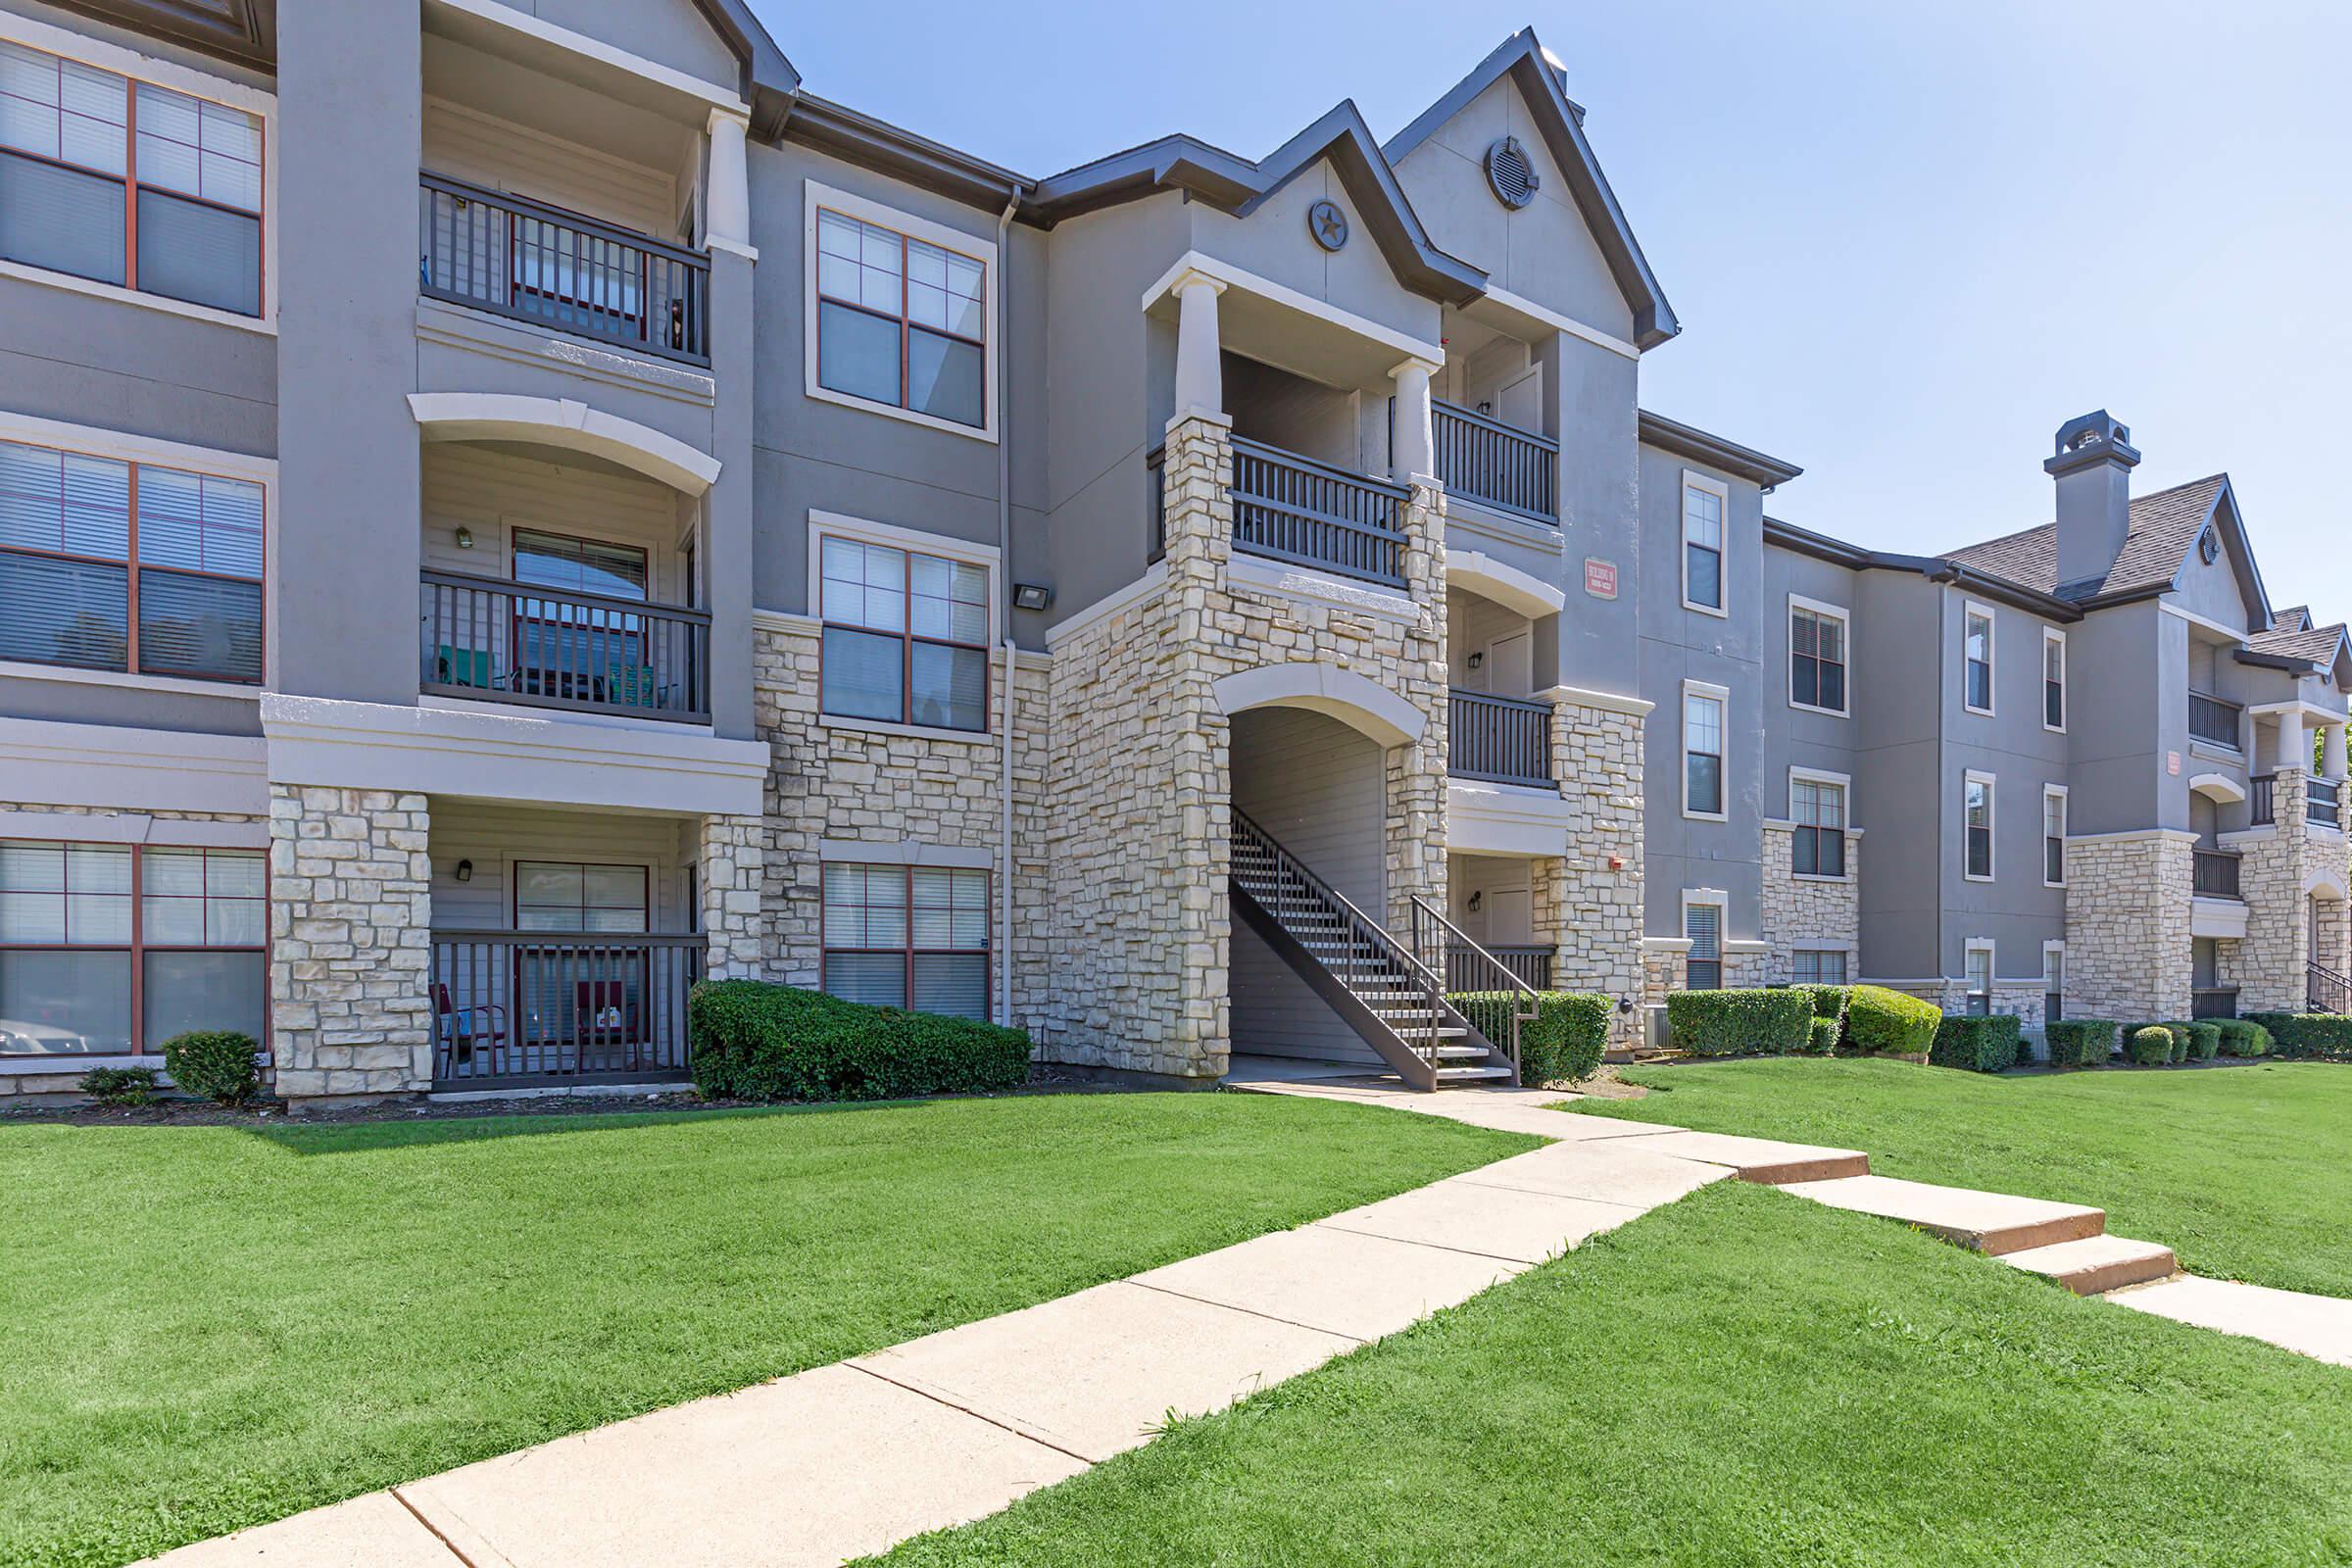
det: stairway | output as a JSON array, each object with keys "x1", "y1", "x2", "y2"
[
  {"x1": 1782, "y1": 1174, "x2": 2179, "y2": 1295},
  {"x1": 2311, "y1": 960, "x2": 2351, "y2": 1014},
  {"x1": 1228, "y1": 808, "x2": 1516, "y2": 1091}
]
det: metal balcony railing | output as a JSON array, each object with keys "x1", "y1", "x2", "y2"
[
  {"x1": 430, "y1": 929, "x2": 705, "y2": 1087},
  {"x1": 1449, "y1": 691, "x2": 1553, "y2": 787},
  {"x1": 2191, "y1": 847, "x2": 2242, "y2": 900},
  {"x1": 1229, "y1": 436, "x2": 1408, "y2": 588},
  {"x1": 2188, "y1": 691, "x2": 2243, "y2": 750},
  {"x1": 420, "y1": 571, "x2": 710, "y2": 722},
  {"x1": 1432, "y1": 399, "x2": 1557, "y2": 521}
]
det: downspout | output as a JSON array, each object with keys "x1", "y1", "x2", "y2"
[{"x1": 996, "y1": 185, "x2": 1026, "y2": 1027}]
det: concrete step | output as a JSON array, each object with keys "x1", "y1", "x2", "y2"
[
  {"x1": 1781, "y1": 1174, "x2": 2106, "y2": 1256},
  {"x1": 1602, "y1": 1129, "x2": 1870, "y2": 1185},
  {"x1": 2003, "y1": 1234, "x2": 2179, "y2": 1296},
  {"x1": 1434, "y1": 1065, "x2": 1515, "y2": 1083}
]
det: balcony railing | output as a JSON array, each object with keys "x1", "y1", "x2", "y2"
[
  {"x1": 2190, "y1": 986, "x2": 2240, "y2": 1021},
  {"x1": 2313, "y1": 777, "x2": 2342, "y2": 829},
  {"x1": 1449, "y1": 691, "x2": 1553, "y2": 787},
  {"x1": 1230, "y1": 435, "x2": 1408, "y2": 588},
  {"x1": 1446, "y1": 943, "x2": 1553, "y2": 993},
  {"x1": 2188, "y1": 691, "x2": 2243, "y2": 750},
  {"x1": 420, "y1": 571, "x2": 710, "y2": 722},
  {"x1": 419, "y1": 172, "x2": 711, "y2": 366},
  {"x1": 2252, "y1": 773, "x2": 2277, "y2": 826},
  {"x1": 2192, "y1": 846, "x2": 2242, "y2": 900},
  {"x1": 431, "y1": 929, "x2": 705, "y2": 1087},
  {"x1": 1433, "y1": 399, "x2": 1557, "y2": 522}
]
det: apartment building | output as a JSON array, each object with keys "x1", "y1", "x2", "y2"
[{"x1": 0, "y1": 2, "x2": 2341, "y2": 1102}]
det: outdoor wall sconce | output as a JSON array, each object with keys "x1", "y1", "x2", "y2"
[
  {"x1": 455, "y1": 526, "x2": 474, "y2": 549},
  {"x1": 1466, "y1": 890, "x2": 1484, "y2": 912},
  {"x1": 1466, "y1": 651, "x2": 1485, "y2": 670},
  {"x1": 1012, "y1": 582, "x2": 1053, "y2": 612},
  {"x1": 455, "y1": 858, "x2": 473, "y2": 882}
]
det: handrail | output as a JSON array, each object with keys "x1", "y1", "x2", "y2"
[
  {"x1": 1229, "y1": 433, "x2": 1411, "y2": 498},
  {"x1": 2311, "y1": 960, "x2": 2352, "y2": 1014},
  {"x1": 420, "y1": 569, "x2": 710, "y2": 625},
  {"x1": 2187, "y1": 690, "x2": 2243, "y2": 748},
  {"x1": 2191, "y1": 845, "x2": 2242, "y2": 899},
  {"x1": 420, "y1": 171, "x2": 710, "y2": 267},
  {"x1": 1227, "y1": 435, "x2": 1408, "y2": 588},
  {"x1": 428, "y1": 927, "x2": 705, "y2": 1086},
  {"x1": 429, "y1": 928, "x2": 709, "y2": 946},
  {"x1": 419, "y1": 571, "x2": 712, "y2": 722},
  {"x1": 1448, "y1": 690, "x2": 1553, "y2": 787},
  {"x1": 1408, "y1": 893, "x2": 1531, "y2": 1084},
  {"x1": 1432, "y1": 398, "x2": 1557, "y2": 521}
]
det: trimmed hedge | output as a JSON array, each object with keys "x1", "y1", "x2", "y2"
[
  {"x1": 1666, "y1": 988, "x2": 1812, "y2": 1056},
  {"x1": 2127, "y1": 1025, "x2": 2176, "y2": 1066},
  {"x1": 689, "y1": 980, "x2": 1032, "y2": 1102},
  {"x1": 162, "y1": 1030, "x2": 260, "y2": 1104},
  {"x1": 1804, "y1": 1015, "x2": 1838, "y2": 1054},
  {"x1": 1450, "y1": 990, "x2": 1611, "y2": 1087},
  {"x1": 2152, "y1": 1021, "x2": 2223, "y2": 1064},
  {"x1": 2243, "y1": 1012, "x2": 2352, "y2": 1061},
  {"x1": 1789, "y1": 985, "x2": 1850, "y2": 1050},
  {"x1": 1841, "y1": 985, "x2": 1942, "y2": 1057},
  {"x1": 1930, "y1": 1013, "x2": 2022, "y2": 1074},
  {"x1": 2215, "y1": 1019, "x2": 2274, "y2": 1058},
  {"x1": 2043, "y1": 1019, "x2": 2119, "y2": 1069},
  {"x1": 78, "y1": 1065, "x2": 159, "y2": 1106}
]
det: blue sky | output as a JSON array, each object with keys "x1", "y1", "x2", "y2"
[{"x1": 750, "y1": 1, "x2": 2352, "y2": 618}]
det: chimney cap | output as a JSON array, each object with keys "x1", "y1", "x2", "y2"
[{"x1": 2045, "y1": 410, "x2": 2141, "y2": 477}]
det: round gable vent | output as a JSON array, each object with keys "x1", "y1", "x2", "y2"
[
  {"x1": 2199, "y1": 526, "x2": 2221, "y2": 565},
  {"x1": 1486, "y1": 135, "x2": 1541, "y2": 210}
]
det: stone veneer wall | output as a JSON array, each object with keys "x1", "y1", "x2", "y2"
[
  {"x1": 2064, "y1": 830, "x2": 2194, "y2": 1021},
  {"x1": 2227, "y1": 769, "x2": 2352, "y2": 1014},
  {"x1": 696, "y1": 812, "x2": 769, "y2": 980},
  {"x1": 1758, "y1": 823, "x2": 1861, "y2": 985},
  {"x1": 1534, "y1": 698, "x2": 1645, "y2": 1054},
  {"x1": 268, "y1": 784, "x2": 434, "y2": 1101}
]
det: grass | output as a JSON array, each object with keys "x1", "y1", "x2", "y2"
[
  {"x1": 0, "y1": 1092, "x2": 1528, "y2": 1568},
  {"x1": 1563, "y1": 1057, "x2": 2352, "y2": 1298},
  {"x1": 869, "y1": 1181, "x2": 2352, "y2": 1567}
]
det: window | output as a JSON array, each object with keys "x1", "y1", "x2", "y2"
[
  {"x1": 1789, "y1": 599, "x2": 1846, "y2": 714},
  {"x1": 820, "y1": 535, "x2": 990, "y2": 731},
  {"x1": 514, "y1": 861, "x2": 648, "y2": 933},
  {"x1": 1792, "y1": 949, "x2": 1847, "y2": 986},
  {"x1": 0, "y1": 37, "x2": 263, "y2": 316},
  {"x1": 1964, "y1": 942, "x2": 1993, "y2": 1017},
  {"x1": 1683, "y1": 685, "x2": 1726, "y2": 818},
  {"x1": 0, "y1": 437, "x2": 263, "y2": 682},
  {"x1": 1791, "y1": 774, "x2": 1846, "y2": 878},
  {"x1": 1963, "y1": 604, "x2": 1994, "y2": 714},
  {"x1": 1684, "y1": 900, "x2": 1722, "y2": 990},
  {"x1": 2043, "y1": 786, "x2": 2068, "y2": 887},
  {"x1": 822, "y1": 861, "x2": 990, "y2": 1019},
  {"x1": 1964, "y1": 772, "x2": 1994, "y2": 881},
  {"x1": 2043, "y1": 944, "x2": 2065, "y2": 1026},
  {"x1": 814, "y1": 206, "x2": 986, "y2": 428},
  {"x1": 1681, "y1": 476, "x2": 1725, "y2": 613},
  {"x1": 2043, "y1": 628, "x2": 2066, "y2": 732},
  {"x1": 0, "y1": 838, "x2": 264, "y2": 1055}
]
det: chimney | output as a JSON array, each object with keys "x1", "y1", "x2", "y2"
[{"x1": 2045, "y1": 411, "x2": 2140, "y2": 594}]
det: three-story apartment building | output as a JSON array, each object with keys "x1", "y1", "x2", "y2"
[{"x1": 1, "y1": 1, "x2": 2342, "y2": 1102}]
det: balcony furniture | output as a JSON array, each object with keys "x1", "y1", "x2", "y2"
[
  {"x1": 431, "y1": 982, "x2": 507, "y2": 1069},
  {"x1": 420, "y1": 571, "x2": 710, "y2": 722},
  {"x1": 431, "y1": 930, "x2": 702, "y2": 1087},
  {"x1": 418, "y1": 172, "x2": 710, "y2": 366},
  {"x1": 1228, "y1": 436, "x2": 1408, "y2": 587},
  {"x1": 1449, "y1": 691, "x2": 1554, "y2": 787},
  {"x1": 2188, "y1": 691, "x2": 2243, "y2": 750},
  {"x1": 1431, "y1": 399, "x2": 1557, "y2": 521},
  {"x1": 2192, "y1": 846, "x2": 2242, "y2": 900}
]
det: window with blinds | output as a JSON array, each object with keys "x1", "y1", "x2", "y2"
[
  {"x1": 821, "y1": 861, "x2": 990, "y2": 1019},
  {"x1": 1791, "y1": 777, "x2": 1846, "y2": 877},
  {"x1": 819, "y1": 536, "x2": 990, "y2": 732},
  {"x1": 1684, "y1": 902, "x2": 1722, "y2": 990}
]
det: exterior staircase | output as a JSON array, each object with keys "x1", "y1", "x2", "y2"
[
  {"x1": 2311, "y1": 960, "x2": 2351, "y2": 1014},
  {"x1": 1782, "y1": 1173, "x2": 2179, "y2": 1295},
  {"x1": 1228, "y1": 808, "x2": 1523, "y2": 1091}
]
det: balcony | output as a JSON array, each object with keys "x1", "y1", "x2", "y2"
[
  {"x1": 2251, "y1": 773, "x2": 2342, "y2": 830},
  {"x1": 2192, "y1": 846, "x2": 2242, "y2": 900},
  {"x1": 1230, "y1": 437, "x2": 1409, "y2": 588},
  {"x1": 431, "y1": 929, "x2": 704, "y2": 1088},
  {"x1": 2191, "y1": 986, "x2": 2240, "y2": 1021},
  {"x1": 1449, "y1": 692, "x2": 1553, "y2": 788},
  {"x1": 418, "y1": 172, "x2": 711, "y2": 367},
  {"x1": 420, "y1": 571, "x2": 710, "y2": 722},
  {"x1": 1433, "y1": 400, "x2": 1557, "y2": 522},
  {"x1": 2314, "y1": 778, "x2": 2342, "y2": 830},
  {"x1": 2188, "y1": 691, "x2": 2243, "y2": 750}
]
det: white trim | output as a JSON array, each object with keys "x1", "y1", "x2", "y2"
[
  {"x1": 407, "y1": 393, "x2": 719, "y2": 493},
  {"x1": 819, "y1": 839, "x2": 995, "y2": 870},
  {"x1": 1788, "y1": 766, "x2": 1853, "y2": 882},
  {"x1": 1471, "y1": 282, "x2": 1641, "y2": 361},
  {"x1": 2185, "y1": 771, "x2": 2246, "y2": 805},
  {"x1": 1962, "y1": 938, "x2": 1996, "y2": 999},
  {"x1": 0, "y1": 260, "x2": 275, "y2": 334},
  {"x1": 1536, "y1": 683, "x2": 1654, "y2": 717},
  {"x1": 1140, "y1": 250, "x2": 1446, "y2": 367},
  {"x1": 2191, "y1": 897, "x2": 2250, "y2": 941},
  {"x1": 752, "y1": 607, "x2": 822, "y2": 637},
  {"x1": 808, "y1": 511, "x2": 1002, "y2": 736},
  {"x1": 1786, "y1": 593, "x2": 1850, "y2": 717},
  {"x1": 0, "y1": 411, "x2": 277, "y2": 484},
  {"x1": 1679, "y1": 470, "x2": 1730, "y2": 617},
  {"x1": 1448, "y1": 550, "x2": 1566, "y2": 617},
  {"x1": 1962, "y1": 600, "x2": 1997, "y2": 717},
  {"x1": 805, "y1": 179, "x2": 1002, "y2": 445},
  {"x1": 2161, "y1": 601, "x2": 2248, "y2": 644},
  {"x1": 1962, "y1": 767, "x2": 1996, "y2": 882},
  {"x1": 0, "y1": 661, "x2": 263, "y2": 701},
  {"x1": 2042, "y1": 625, "x2": 2068, "y2": 734},
  {"x1": 1227, "y1": 554, "x2": 1420, "y2": 625},
  {"x1": 1044, "y1": 563, "x2": 1168, "y2": 651},
  {"x1": 0, "y1": 716, "x2": 267, "y2": 815},
  {"x1": 818, "y1": 715, "x2": 999, "y2": 748},
  {"x1": 2041, "y1": 782, "x2": 2069, "y2": 888},
  {"x1": 0, "y1": 808, "x2": 265, "y2": 848},
  {"x1": 1446, "y1": 780, "x2": 1571, "y2": 857},
  {"x1": 1640, "y1": 936, "x2": 1694, "y2": 952},
  {"x1": 1680, "y1": 888, "x2": 1729, "y2": 982},
  {"x1": 2066, "y1": 827, "x2": 2199, "y2": 847},
  {"x1": 1788, "y1": 764, "x2": 1852, "y2": 793},
  {"x1": 2247, "y1": 698, "x2": 2342, "y2": 722},
  {"x1": 426, "y1": 0, "x2": 748, "y2": 114},
  {"x1": 1211, "y1": 662, "x2": 1425, "y2": 749},
  {"x1": 1681, "y1": 679, "x2": 1729, "y2": 822},
  {"x1": 2305, "y1": 867, "x2": 2350, "y2": 900},
  {"x1": 0, "y1": 1054, "x2": 180, "y2": 1079}
]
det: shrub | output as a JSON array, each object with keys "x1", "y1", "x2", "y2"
[
  {"x1": 2126, "y1": 1026, "x2": 2176, "y2": 1066},
  {"x1": 1450, "y1": 991, "x2": 1610, "y2": 1086},
  {"x1": 2043, "y1": 1019, "x2": 2119, "y2": 1069},
  {"x1": 1841, "y1": 985, "x2": 1942, "y2": 1056},
  {"x1": 162, "y1": 1030, "x2": 261, "y2": 1104},
  {"x1": 78, "y1": 1066, "x2": 159, "y2": 1106},
  {"x1": 2243, "y1": 1012, "x2": 2352, "y2": 1061},
  {"x1": 1789, "y1": 984, "x2": 1851, "y2": 1048},
  {"x1": 1803, "y1": 1015, "x2": 1838, "y2": 1054},
  {"x1": 2183, "y1": 1022, "x2": 2223, "y2": 1061},
  {"x1": 689, "y1": 980, "x2": 1031, "y2": 1102},
  {"x1": 1665, "y1": 989, "x2": 1812, "y2": 1056},
  {"x1": 2215, "y1": 1019, "x2": 2273, "y2": 1058},
  {"x1": 1930, "y1": 1013, "x2": 2022, "y2": 1074}
]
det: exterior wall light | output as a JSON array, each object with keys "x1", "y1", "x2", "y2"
[{"x1": 1012, "y1": 583, "x2": 1053, "y2": 612}]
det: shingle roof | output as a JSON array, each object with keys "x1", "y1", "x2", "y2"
[
  {"x1": 2273, "y1": 606, "x2": 2313, "y2": 634},
  {"x1": 2248, "y1": 616, "x2": 2348, "y2": 666},
  {"x1": 1941, "y1": 475, "x2": 2228, "y2": 600}
]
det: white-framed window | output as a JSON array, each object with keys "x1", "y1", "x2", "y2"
[
  {"x1": 1680, "y1": 472, "x2": 1728, "y2": 615},
  {"x1": 1963, "y1": 602, "x2": 1995, "y2": 715},
  {"x1": 2042, "y1": 627, "x2": 2067, "y2": 733},
  {"x1": 1963, "y1": 939, "x2": 1994, "y2": 1017},
  {"x1": 2042, "y1": 941, "x2": 2066, "y2": 1025},
  {"x1": 1791, "y1": 949, "x2": 1847, "y2": 986},
  {"x1": 1682, "y1": 894, "x2": 1724, "y2": 990},
  {"x1": 804, "y1": 179, "x2": 999, "y2": 442},
  {"x1": 1682, "y1": 680, "x2": 1728, "y2": 820},
  {"x1": 1788, "y1": 594, "x2": 1848, "y2": 716},
  {"x1": 1964, "y1": 770, "x2": 1995, "y2": 881},
  {"x1": 1790, "y1": 768, "x2": 1848, "y2": 878},
  {"x1": 2042, "y1": 784, "x2": 2068, "y2": 888},
  {"x1": 811, "y1": 513, "x2": 997, "y2": 735},
  {"x1": 821, "y1": 861, "x2": 990, "y2": 1019}
]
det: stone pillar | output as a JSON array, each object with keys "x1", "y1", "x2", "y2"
[
  {"x1": 269, "y1": 785, "x2": 433, "y2": 1102},
  {"x1": 1757, "y1": 822, "x2": 1861, "y2": 988},
  {"x1": 1384, "y1": 477, "x2": 1449, "y2": 931},
  {"x1": 704, "y1": 108, "x2": 753, "y2": 253},
  {"x1": 2064, "y1": 830, "x2": 2194, "y2": 1021},
  {"x1": 1543, "y1": 692, "x2": 1647, "y2": 1054},
  {"x1": 1171, "y1": 271, "x2": 1225, "y2": 419},
  {"x1": 697, "y1": 812, "x2": 767, "y2": 980},
  {"x1": 1389, "y1": 357, "x2": 1439, "y2": 482},
  {"x1": 2238, "y1": 769, "x2": 2315, "y2": 1013}
]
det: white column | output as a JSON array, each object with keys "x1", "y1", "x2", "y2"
[
  {"x1": 1390, "y1": 357, "x2": 1439, "y2": 483},
  {"x1": 1171, "y1": 270, "x2": 1225, "y2": 420},
  {"x1": 2327, "y1": 722, "x2": 2347, "y2": 780},
  {"x1": 2278, "y1": 709, "x2": 2309, "y2": 773},
  {"x1": 705, "y1": 108, "x2": 753, "y2": 255}
]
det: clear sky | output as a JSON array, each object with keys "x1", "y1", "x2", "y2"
[{"x1": 749, "y1": 0, "x2": 2352, "y2": 619}]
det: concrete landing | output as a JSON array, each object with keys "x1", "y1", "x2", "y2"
[
  {"x1": 2109, "y1": 1275, "x2": 2352, "y2": 1367},
  {"x1": 2002, "y1": 1235, "x2": 2178, "y2": 1296},
  {"x1": 1782, "y1": 1173, "x2": 2105, "y2": 1255},
  {"x1": 1608, "y1": 1128, "x2": 1871, "y2": 1184}
]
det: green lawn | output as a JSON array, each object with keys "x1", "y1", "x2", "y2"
[
  {"x1": 0, "y1": 1093, "x2": 1527, "y2": 1568},
  {"x1": 1567, "y1": 1056, "x2": 2352, "y2": 1298},
  {"x1": 870, "y1": 1182, "x2": 2352, "y2": 1567}
]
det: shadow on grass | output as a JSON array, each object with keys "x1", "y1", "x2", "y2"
[{"x1": 220, "y1": 1095, "x2": 942, "y2": 1156}]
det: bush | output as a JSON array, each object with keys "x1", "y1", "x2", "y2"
[
  {"x1": 1665, "y1": 989, "x2": 1812, "y2": 1056},
  {"x1": 2184, "y1": 1022, "x2": 2223, "y2": 1061},
  {"x1": 1450, "y1": 991, "x2": 1610, "y2": 1086},
  {"x1": 689, "y1": 980, "x2": 1031, "y2": 1102},
  {"x1": 162, "y1": 1030, "x2": 261, "y2": 1104},
  {"x1": 1803, "y1": 1015, "x2": 1838, "y2": 1054},
  {"x1": 78, "y1": 1066, "x2": 159, "y2": 1106},
  {"x1": 2044, "y1": 1019, "x2": 2119, "y2": 1069},
  {"x1": 2243, "y1": 1012, "x2": 2352, "y2": 1061},
  {"x1": 2215, "y1": 1019, "x2": 2273, "y2": 1058},
  {"x1": 2127, "y1": 1025, "x2": 2176, "y2": 1066},
  {"x1": 1789, "y1": 985, "x2": 1850, "y2": 1048},
  {"x1": 1841, "y1": 985, "x2": 1942, "y2": 1057},
  {"x1": 1930, "y1": 1013, "x2": 2022, "y2": 1073}
]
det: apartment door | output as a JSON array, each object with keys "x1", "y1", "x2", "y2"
[
  {"x1": 1486, "y1": 885, "x2": 1534, "y2": 946},
  {"x1": 1486, "y1": 629, "x2": 1534, "y2": 699},
  {"x1": 1498, "y1": 367, "x2": 1542, "y2": 434}
]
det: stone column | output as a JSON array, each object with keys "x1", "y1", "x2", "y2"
[
  {"x1": 1390, "y1": 357, "x2": 1439, "y2": 482},
  {"x1": 2278, "y1": 709, "x2": 2309, "y2": 773},
  {"x1": 2064, "y1": 830, "x2": 2194, "y2": 1020},
  {"x1": 2326, "y1": 723, "x2": 2347, "y2": 782},
  {"x1": 1171, "y1": 270, "x2": 1225, "y2": 419},
  {"x1": 697, "y1": 812, "x2": 767, "y2": 980},
  {"x1": 1543, "y1": 691, "x2": 1647, "y2": 1054},
  {"x1": 2238, "y1": 769, "x2": 2315, "y2": 1013},
  {"x1": 1384, "y1": 477, "x2": 1449, "y2": 932}
]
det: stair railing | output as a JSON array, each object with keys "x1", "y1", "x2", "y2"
[
  {"x1": 1408, "y1": 895, "x2": 1533, "y2": 1085},
  {"x1": 2311, "y1": 960, "x2": 2352, "y2": 1015}
]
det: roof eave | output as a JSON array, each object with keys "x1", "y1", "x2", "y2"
[
  {"x1": 1640, "y1": 410, "x2": 1803, "y2": 487},
  {"x1": 780, "y1": 93, "x2": 1032, "y2": 210}
]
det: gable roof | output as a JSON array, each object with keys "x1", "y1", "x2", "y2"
[
  {"x1": 1941, "y1": 475, "x2": 2267, "y2": 612},
  {"x1": 2247, "y1": 612, "x2": 2352, "y2": 675},
  {"x1": 1384, "y1": 28, "x2": 1679, "y2": 349}
]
